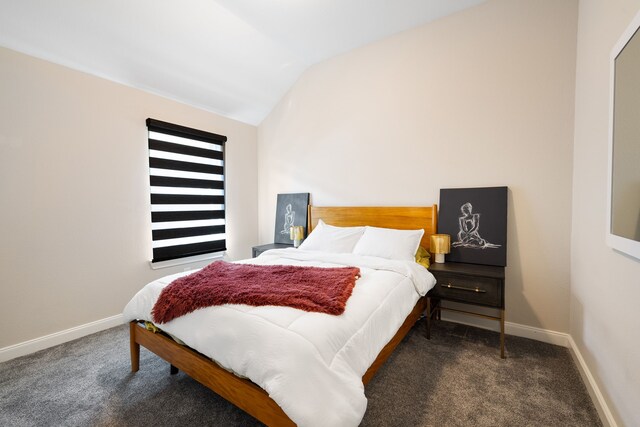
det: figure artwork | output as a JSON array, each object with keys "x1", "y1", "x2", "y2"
[
  {"x1": 452, "y1": 202, "x2": 500, "y2": 249},
  {"x1": 274, "y1": 193, "x2": 310, "y2": 245},
  {"x1": 280, "y1": 204, "x2": 295, "y2": 235}
]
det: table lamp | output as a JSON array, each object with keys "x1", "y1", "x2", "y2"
[
  {"x1": 290, "y1": 225, "x2": 305, "y2": 248},
  {"x1": 430, "y1": 234, "x2": 450, "y2": 263}
]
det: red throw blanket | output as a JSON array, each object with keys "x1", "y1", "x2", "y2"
[{"x1": 151, "y1": 261, "x2": 361, "y2": 324}]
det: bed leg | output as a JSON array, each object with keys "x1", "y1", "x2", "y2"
[
  {"x1": 170, "y1": 364, "x2": 179, "y2": 375},
  {"x1": 130, "y1": 321, "x2": 140, "y2": 373}
]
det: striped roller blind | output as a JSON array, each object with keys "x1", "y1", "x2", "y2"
[{"x1": 146, "y1": 118, "x2": 227, "y2": 263}]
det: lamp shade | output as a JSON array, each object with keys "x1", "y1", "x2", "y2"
[
  {"x1": 291, "y1": 226, "x2": 304, "y2": 247},
  {"x1": 430, "y1": 234, "x2": 451, "y2": 254},
  {"x1": 292, "y1": 226, "x2": 304, "y2": 240},
  {"x1": 430, "y1": 234, "x2": 450, "y2": 263}
]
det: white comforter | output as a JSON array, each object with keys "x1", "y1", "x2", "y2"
[{"x1": 123, "y1": 248, "x2": 436, "y2": 427}]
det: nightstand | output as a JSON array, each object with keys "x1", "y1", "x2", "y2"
[
  {"x1": 251, "y1": 243, "x2": 292, "y2": 258},
  {"x1": 427, "y1": 262, "x2": 506, "y2": 358}
]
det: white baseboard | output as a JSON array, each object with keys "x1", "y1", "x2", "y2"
[
  {"x1": 567, "y1": 336, "x2": 618, "y2": 427},
  {"x1": 0, "y1": 314, "x2": 124, "y2": 363},
  {"x1": 439, "y1": 312, "x2": 569, "y2": 347},
  {"x1": 439, "y1": 313, "x2": 616, "y2": 427},
  {"x1": 504, "y1": 321, "x2": 569, "y2": 347}
]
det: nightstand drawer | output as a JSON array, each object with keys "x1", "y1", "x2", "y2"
[{"x1": 429, "y1": 274, "x2": 501, "y2": 307}]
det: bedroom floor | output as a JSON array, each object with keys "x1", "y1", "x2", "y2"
[{"x1": 0, "y1": 319, "x2": 601, "y2": 426}]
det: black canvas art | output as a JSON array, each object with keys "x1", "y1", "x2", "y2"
[
  {"x1": 274, "y1": 193, "x2": 310, "y2": 244},
  {"x1": 439, "y1": 187, "x2": 508, "y2": 266}
]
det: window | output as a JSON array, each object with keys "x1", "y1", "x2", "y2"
[{"x1": 146, "y1": 118, "x2": 226, "y2": 263}]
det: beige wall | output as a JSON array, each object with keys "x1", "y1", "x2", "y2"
[
  {"x1": 0, "y1": 47, "x2": 258, "y2": 348},
  {"x1": 259, "y1": 0, "x2": 578, "y2": 333},
  {"x1": 572, "y1": 1, "x2": 640, "y2": 425}
]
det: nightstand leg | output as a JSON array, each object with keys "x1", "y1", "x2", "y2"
[
  {"x1": 500, "y1": 309, "x2": 505, "y2": 359},
  {"x1": 426, "y1": 297, "x2": 431, "y2": 340}
]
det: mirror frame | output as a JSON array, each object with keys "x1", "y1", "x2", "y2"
[{"x1": 607, "y1": 9, "x2": 640, "y2": 260}]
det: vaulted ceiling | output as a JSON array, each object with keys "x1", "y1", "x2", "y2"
[{"x1": 0, "y1": 0, "x2": 484, "y2": 125}]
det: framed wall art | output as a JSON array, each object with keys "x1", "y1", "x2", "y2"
[
  {"x1": 438, "y1": 187, "x2": 508, "y2": 266},
  {"x1": 274, "y1": 193, "x2": 310, "y2": 244}
]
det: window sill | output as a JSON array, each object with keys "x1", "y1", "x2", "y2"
[{"x1": 149, "y1": 251, "x2": 225, "y2": 270}]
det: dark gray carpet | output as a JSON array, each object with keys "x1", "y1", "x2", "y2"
[{"x1": 0, "y1": 319, "x2": 601, "y2": 426}]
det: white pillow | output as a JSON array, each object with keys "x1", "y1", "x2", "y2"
[
  {"x1": 298, "y1": 219, "x2": 365, "y2": 253},
  {"x1": 352, "y1": 226, "x2": 424, "y2": 261}
]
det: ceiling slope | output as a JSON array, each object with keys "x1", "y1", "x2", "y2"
[{"x1": 0, "y1": 0, "x2": 484, "y2": 125}]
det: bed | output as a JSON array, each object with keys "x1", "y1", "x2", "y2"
[{"x1": 125, "y1": 205, "x2": 438, "y2": 426}]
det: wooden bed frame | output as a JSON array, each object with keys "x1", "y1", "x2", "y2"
[{"x1": 129, "y1": 205, "x2": 438, "y2": 426}]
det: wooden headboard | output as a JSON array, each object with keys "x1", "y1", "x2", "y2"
[{"x1": 308, "y1": 205, "x2": 438, "y2": 250}]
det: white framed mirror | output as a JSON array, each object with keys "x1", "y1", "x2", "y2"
[{"x1": 607, "y1": 10, "x2": 640, "y2": 260}]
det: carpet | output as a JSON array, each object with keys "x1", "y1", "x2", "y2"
[{"x1": 0, "y1": 319, "x2": 602, "y2": 426}]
